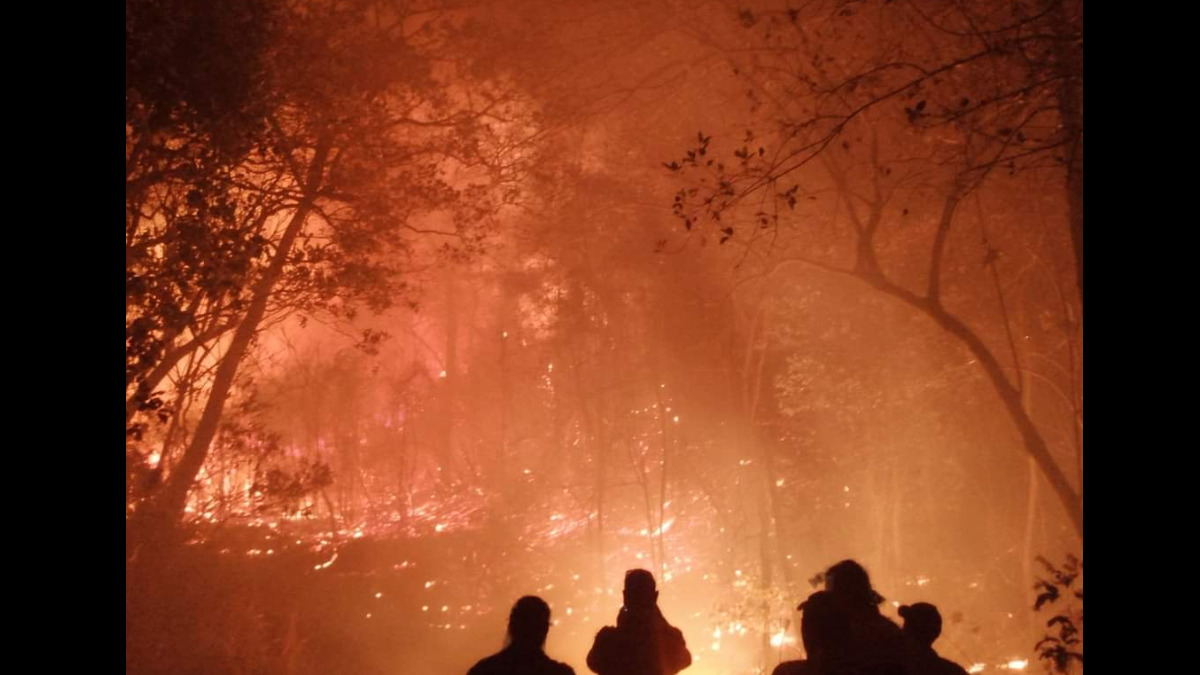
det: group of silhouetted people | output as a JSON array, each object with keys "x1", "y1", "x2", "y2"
[
  {"x1": 774, "y1": 560, "x2": 968, "y2": 675},
  {"x1": 468, "y1": 569, "x2": 689, "y2": 675},
  {"x1": 467, "y1": 561, "x2": 968, "y2": 675}
]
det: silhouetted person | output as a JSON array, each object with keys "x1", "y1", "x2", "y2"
[
  {"x1": 898, "y1": 603, "x2": 969, "y2": 675},
  {"x1": 823, "y1": 560, "x2": 906, "y2": 675},
  {"x1": 587, "y1": 569, "x2": 691, "y2": 675},
  {"x1": 468, "y1": 596, "x2": 575, "y2": 675},
  {"x1": 774, "y1": 561, "x2": 906, "y2": 675},
  {"x1": 771, "y1": 591, "x2": 838, "y2": 675}
]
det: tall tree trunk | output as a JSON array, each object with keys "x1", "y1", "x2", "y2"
[
  {"x1": 883, "y1": 285, "x2": 1083, "y2": 537},
  {"x1": 437, "y1": 273, "x2": 460, "y2": 490},
  {"x1": 758, "y1": 489, "x2": 775, "y2": 672},
  {"x1": 1053, "y1": 0, "x2": 1084, "y2": 305},
  {"x1": 654, "y1": 382, "x2": 671, "y2": 579},
  {"x1": 1022, "y1": 456, "x2": 1038, "y2": 638},
  {"x1": 569, "y1": 338, "x2": 608, "y2": 599},
  {"x1": 822, "y1": 142, "x2": 1084, "y2": 538}
]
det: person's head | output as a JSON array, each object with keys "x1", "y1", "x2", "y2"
[
  {"x1": 798, "y1": 591, "x2": 840, "y2": 658},
  {"x1": 622, "y1": 568, "x2": 659, "y2": 611},
  {"x1": 898, "y1": 602, "x2": 942, "y2": 648},
  {"x1": 508, "y1": 596, "x2": 552, "y2": 649},
  {"x1": 825, "y1": 559, "x2": 883, "y2": 606}
]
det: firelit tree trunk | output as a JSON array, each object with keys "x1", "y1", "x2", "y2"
[
  {"x1": 435, "y1": 273, "x2": 460, "y2": 491},
  {"x1": 824, "y1": 162, "x2": 1084, "y2": 538},
  {"x1": 739, "y1": 285, "x2": 796, "y2": 596},
  {"x1": 1053, "y1": 0, "x2": 1084, "y2": 306},
  {"x1": 879, "y1": 286, "x2": 1083, "y2": 538},
  {"x1": 153, "y1": 139, "x2": 331, "y2": 528},
  {"x1": 757, "y1": 491, "x2": 775, "y2": 672}
]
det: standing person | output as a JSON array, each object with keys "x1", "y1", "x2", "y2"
[
  {"x1": 468, "y1": 596, "x2": 575, "y2": 675},
  {"x1": 772, "y1": 590, "x2": 839, "y2": 675},
  {"x1": 898, "y1": 602, "x2": 969, "y2": 675},
  {"x1": 586, "y1": 569, "x2": 692, "y2": 675},
  {"x1": 823, "y1": 560, "x2": 906, "y2": 675}
]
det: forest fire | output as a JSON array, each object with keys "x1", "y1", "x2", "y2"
[{"x1": 128, "y1": 0, "x2": 1082, "y2": 673}]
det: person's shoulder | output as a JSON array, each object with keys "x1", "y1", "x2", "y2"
[
  {"x1": 868, "y1": 612, "x2": 905, "y2": 642},
  {"x1": 772, "y1": 660, "x2": 811, "y2": 675},
  {"x1": 872, "y1": 611, "x2": 902, "y2": 630},
  {"x1": 588, "y1": 625, "x2": 620, "y2": 653},
  {"x1": 467, "y1": 653, "x2": 501, "y2": 675},
  {"x1": 777, "y1": 660, "x2": 824, "y2": 675},
  {"x1": 938, "y1": 656, "x2": 970, "y2": 675},
  {"x1": 547, "y1": 659, "x2": 576, "y2": 675}
]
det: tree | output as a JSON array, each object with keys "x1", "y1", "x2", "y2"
[
  {"x1": 667, "y1": 0, "x2": 1083, "y2": 537},
  {"x1": 126, "y1": 0, "x2": 283, "y2": 432},
  {"x1": 127, "y1": 0, "x2": 532, "y2": 534},
  {"x1": 673, "y1": 0, "x2": 1082, "y2": 299}
]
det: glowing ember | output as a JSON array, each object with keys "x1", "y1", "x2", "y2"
[
  {"x1": 968, "y1": 665, "x2": 986, "y2": 674},
  {"x1": 1005, "y1": 659, "x2": 1028, "y2": 670}
]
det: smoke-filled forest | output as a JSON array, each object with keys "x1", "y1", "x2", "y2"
[{"x1": 126, "y1": 1, "x2": 1083, "y2": 673}]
